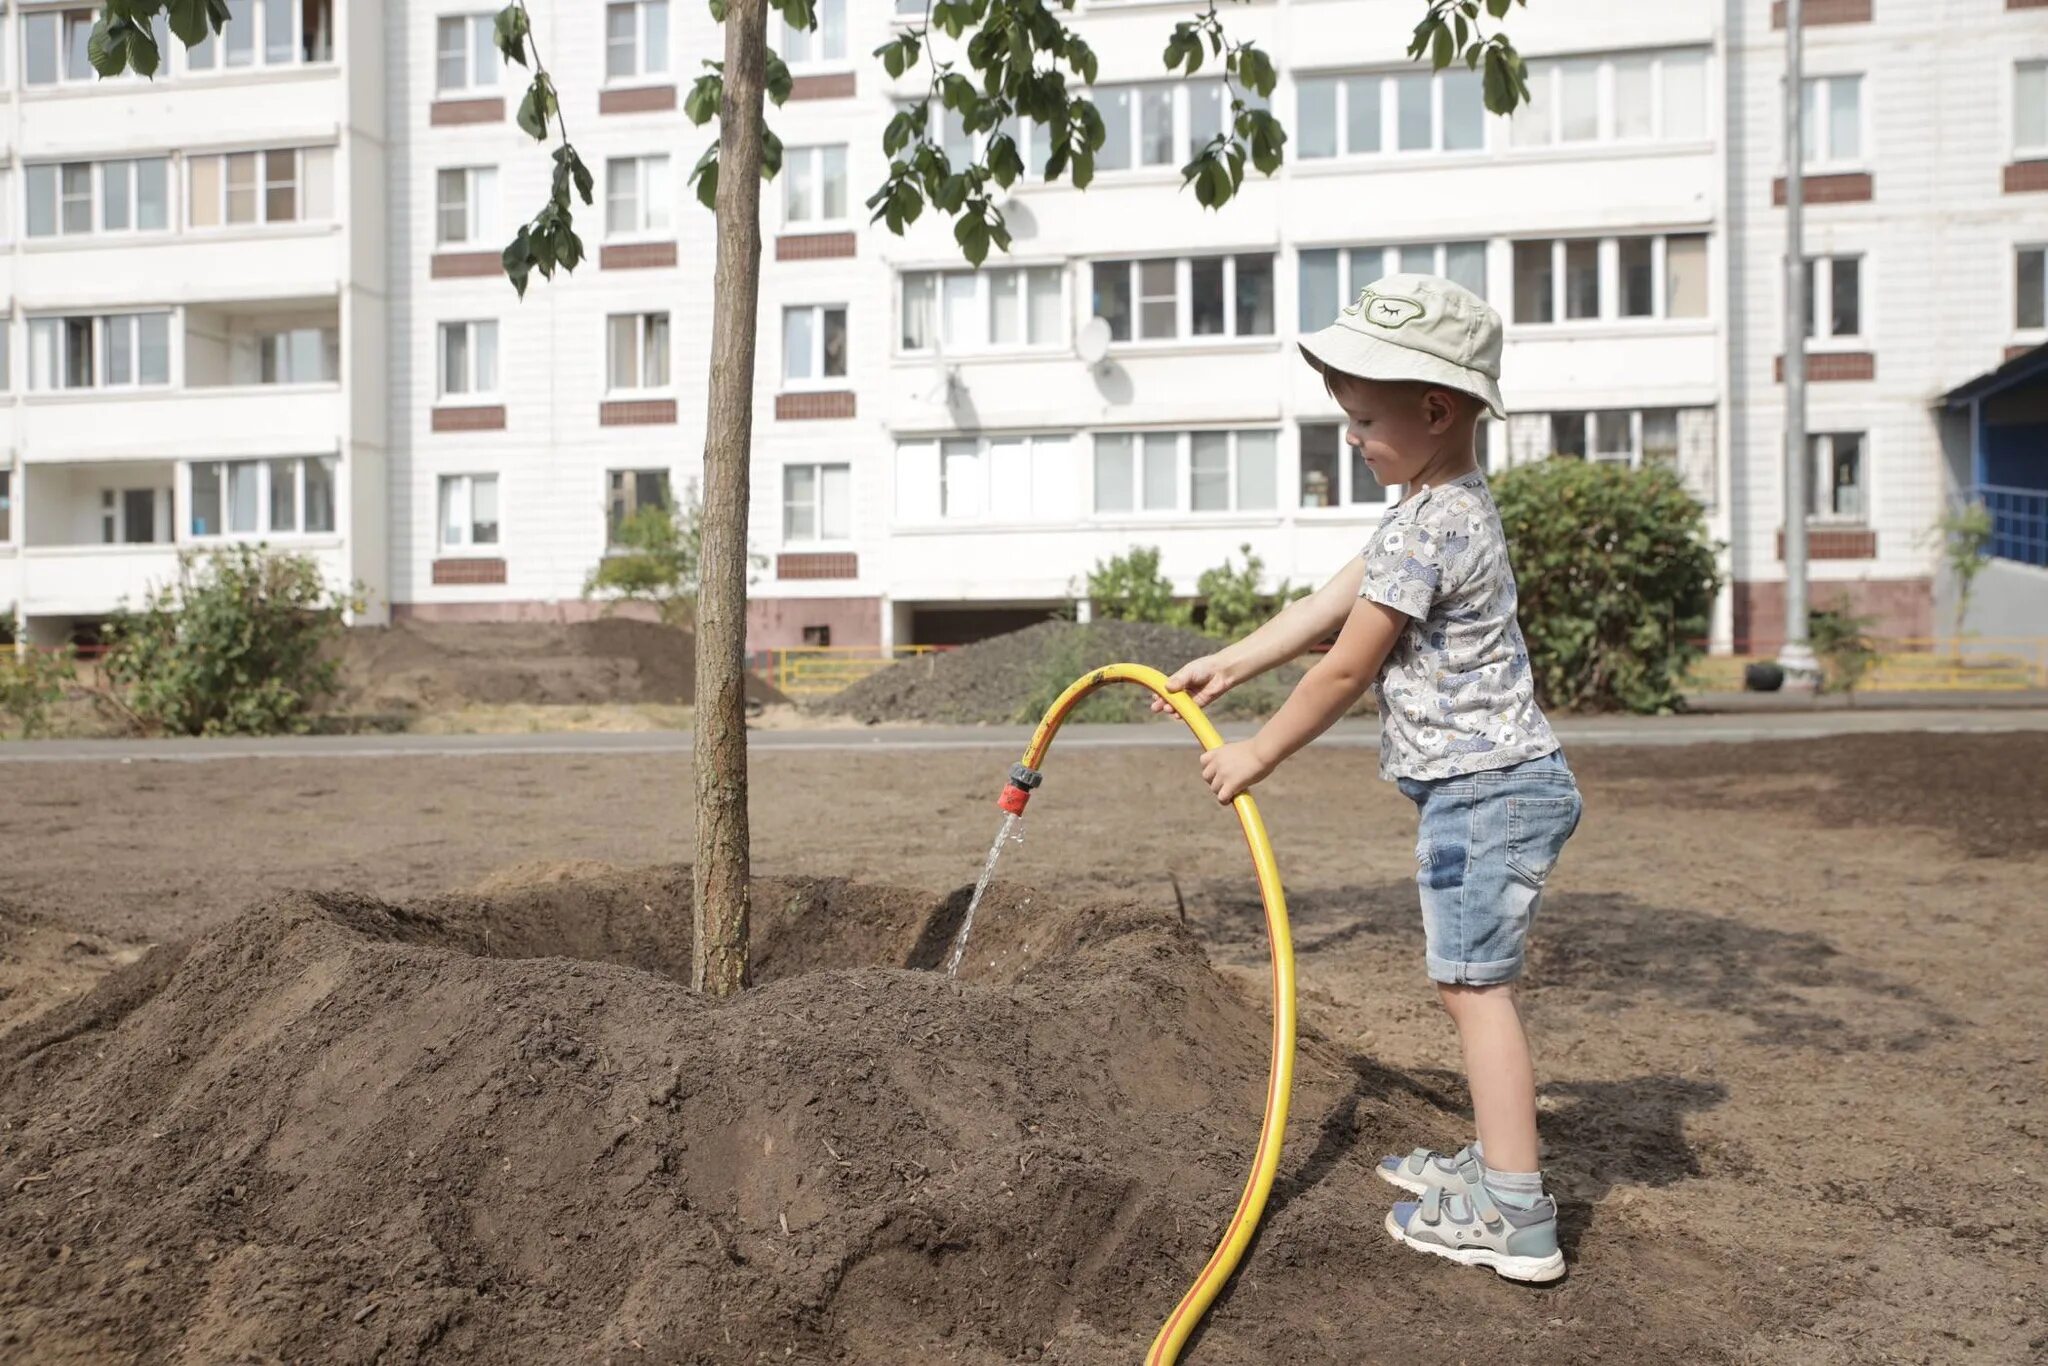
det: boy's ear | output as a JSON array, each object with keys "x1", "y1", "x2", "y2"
[{"x1": 1422, "y1": 387, "x2": 1463, "y2": 434}]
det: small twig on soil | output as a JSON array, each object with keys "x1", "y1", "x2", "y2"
[
  {"x1": 353, "y1": 1302, "x2": 378, "y2": 1324},
  {"x1": 12, "y1": 1172, "x2": 52, "y2": 1193}
]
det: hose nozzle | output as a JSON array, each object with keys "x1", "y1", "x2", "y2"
[{"x1": 996, "y1": 762, "x2": 1042, "y2": 815}]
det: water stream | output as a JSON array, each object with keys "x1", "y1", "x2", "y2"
[{"x1": 944, "y1": 811, "x2": 1025, "y2": 977}]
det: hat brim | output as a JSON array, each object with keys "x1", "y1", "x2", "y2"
[{"x1": 1299, "y1": 329, "x2": 1506, "y2": 421}]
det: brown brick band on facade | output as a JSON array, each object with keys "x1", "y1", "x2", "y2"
[
  {"x1": 1773, "y1": 351, "x2": 1877, "y2": 383},
  {"x1": 600, "y1": 240, "x2": 679, "y2": 270},
  {"x1": 2008, "y1": 343, "x2": 2042, "y2": 363},
  {"x1": 2010, "y1": 0, "x2": 2048, "y2": 10},
  {"x1": 1772, "y1": 172, "x2": 1874, "y2": 206},
  {"x1": 2004, "y1": 161, "x2": 2048, "y2": 194},
  {"x1": 776, "y1": 552, "x2": 858, "y2": 581},
  {"x1": 1775, "y1": 527, "x2": 1878, "y2": 561},
  {"x1": 433, "y1": 557, "x2": 508, "y2": 586},
  {"x1": 599, "y1": 84, "x2": 677, "y2": 115},
  {"x1": 1732, "y1": 578, "x2": 1930, "y2": 653},
  {"x1": 430, "y1": 97, "x2": 505, "y2": 126},
  {"x1": 431, "y1": 405, "x2": 507, "y2": 432},
  {"x1": 1771, "y1": 0, "x2": 1872, "y2": 26},
  {"x1": 788, "y1": 72, "x2": 856, "y2": 101},
  {"x1": 775, "y1": 390, "x2": 856, "y2": 421},
  {"x1": 600, "y1": 399, "x2": 678, "y2": 426},
  {"x1": 775, "y1": 232, "x2": 856, "y2": 262},
  {"x1": 431, "y1": 251, "x2": 502, "y2": 279}
]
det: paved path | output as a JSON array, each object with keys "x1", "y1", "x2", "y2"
[{"x1": 3, "y1": 708, "x2": 2045, "y2": 764}]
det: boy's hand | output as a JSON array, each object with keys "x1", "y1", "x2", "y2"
[
  {"x1": 1199, "y1": 740, "x2": 1274, "y2": 805},
  {"x1": 1153, "y1": 653, "x2": 1236, "y2": 715}
]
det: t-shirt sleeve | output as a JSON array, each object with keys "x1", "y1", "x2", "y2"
[{"x1": 1359, "y1": 509, "x2": 1460, "y2": 621}]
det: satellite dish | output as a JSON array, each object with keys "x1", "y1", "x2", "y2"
[{"x1": 1077, "y1": 316, "x2": 1112, "y2": 367}]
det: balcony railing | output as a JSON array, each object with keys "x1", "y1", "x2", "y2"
[{"x1": 1975, "y1": 484, "x2": 2048, "y2": 567}]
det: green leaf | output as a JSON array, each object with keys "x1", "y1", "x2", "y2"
[
  {"x1": 685, "y1": 70, "x2": 723, "y2": 126},
  {"x1": 708, "y1": 0, "x2": 728, "y2": 20},
  {"x1": 1431, "y1": 23, "x2": 1454, "y2": 71},
  {"x1": 765, "y1": 51, "x2": 793, "y2": 106},
  {"x1": 516, "y1": 75, "x2": 556, "y2": 141},
  {"x1": 761, "y1": 127, "x2": 784, "y2": 180},
  {"x1": 953, "y1": 211, "x2": 990, "y2": 266},
  {"x1": 1482, "y1": 47, "x2": 1513, "y2": 115},
  {"x1": 689, "y1": 142, "x2": 721, "y2": 210},
  {"x1": 1487, "y1": 0, "x2": 1513, "y2": 18},
  {"x1": 986, "y1": 132, "x2": 1023, "y2": 188},
  {"x1": 166, "y1": 0, "x2": 215, "y2": 47},
  {"x1": 493, "y1": 4, "x2": 530, "y2": 67},
  {"x1": 502, "y1": 229, "x2": 534, "y2": 297}
]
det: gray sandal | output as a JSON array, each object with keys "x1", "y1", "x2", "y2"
[
  {"x1": 1385, "y1": 1181, "x2": 1566, "y2": 1283},
  {"x1": 1376, "y1": 1144, "x2": 1481, "y2": 1196}
]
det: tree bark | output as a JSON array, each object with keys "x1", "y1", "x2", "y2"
[{"x1": 692, "y1": 0, "x2": 767, "y2": 998}]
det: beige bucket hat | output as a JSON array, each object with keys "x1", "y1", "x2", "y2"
[{"x1": 1299, "y1": 273, "x2": 1507, "y2": 420}]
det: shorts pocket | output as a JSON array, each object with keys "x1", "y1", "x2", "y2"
[{"x1": 1505, "y1": 793, "x2": 1581, "y2": 886}]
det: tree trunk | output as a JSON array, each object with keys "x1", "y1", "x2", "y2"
[{"x1": 692, "y1": 0, "x2": 768, "y2": 998}]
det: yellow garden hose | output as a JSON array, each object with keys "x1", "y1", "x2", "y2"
[{"x1": 997, "y1": 663, "x2": 1297, "y2": 1366}]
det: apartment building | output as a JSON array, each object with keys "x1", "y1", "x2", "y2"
[{"x1": 4, "y1": 1, "x2": 2042, "y2": 653}]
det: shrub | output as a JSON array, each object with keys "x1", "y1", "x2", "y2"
[
  {"x1": 1931, "y1": 500, "x2": 1994, "y2": 641},
  {"x1": 585, "y1": 502, "x2": 703, "y2": 627},
  {"x1": 0, "y1": 646, "x2": 74, "y2": 738},
  {"x1": 1810, "y1": 602, "x2": 1880, "y2": 697},
  {"x1": 1491, "y1": 459, "x2": 1722, "y2": 714},
  {"x1": 1085, "y1": 547, "x2": 1188, "y2": 627},
  {"x1": 103, "y1": 545, "x2": 355, "y2": 736},
  {"x1": 1195, "y1": 544, "x2": 1309, "y2": 641}
]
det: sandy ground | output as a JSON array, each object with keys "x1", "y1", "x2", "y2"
[{"x1": 2, "y1": 731, "x2": 2044, "y2": 1363}]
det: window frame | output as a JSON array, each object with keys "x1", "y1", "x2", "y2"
[
  {"x1": 1089, "y1": 428, "x2": 1281, "y2": 517},
  {"x1": 437, "y1": 472, "x2": 502, "y2": 552},
  {"x1": 897, "y1": 265, "x2": 1069, "y2": 357},
  {"x1": 1091, "y1": 80, "x2": 1258, "y2": 174},
  {"x1": 1508, "y1": 49, "x2": 1712, "y2": 150},
  {"x1": 2016, "y1": 60, "x2": 2048, "y2": 159},
  {"x1": 1090, "y1": 255, "x2": 1278, "y2": 346},
  {"x1": 2017, "y1": 245, "x2": 2048, "y2": 335},
  {"x1": 186, "y1": 455, "x2": 337, "y2": 540},
  {"x1": 1798, "y1": 73, "x2": 1866, "y2": 171},
  {"x1": 605, "y1": 467, "x2": 673, "y2": 547},
  {"x1": 24, "y1": 8, "x2": 160, "y2": 88},
  {"x1": 605, "y1": 312, "x2": 672, "y2": 395},
  {"x1": 1295, "y1": 421, "x2": 1392, "y2": 512},
  {"x1": 1510, "y1": 234, "x2": 1711, "y2": 328},
  {"x1": 603, "y1": 154, "x2": 673, "y2": 239},
  {"x1": 781, "y1": 0, "x2": 849, "y2": 70},
  {"x1": 26, "y1": 158, "x2": 173, "y2": 240},
  {"x1": 1294, "y1": 66, "x2": 1487, "y2": 160},
  {"x1": 604, "y1": 0, "x2": 672, "y2": 85},
  {"x1": 781, "y1": 461, "x2": 853, "y2": 543},
  {"x1": 781, "y1": 144, "x2": 850, "y2": 228},
  {"x1": 27, "y1": 312, "x2": 175, "y2": 392},
  {"x1": 436, "y1": 13, "x2": 500, "y2": 96},
  {"x1": 187, "y1": 146, "x2": 330, "y2": 230},
  {"x1": 781, "y1": 304, "x2": 849, "y2": 388},
  {"x1": 1802, "y1": 253, "x2": 1866, "y2": 344},
  {"x1": 435, "y1": 165, "x2": 500, "y2": 248},
  {"x1": 185, "y1": 0, "x2": 335, "y2": 73},
  {"x1": 1805, "y1": 432, "x2": 1868, "y2": 526},
  {"x1": 436, "y1": 320, "x2": 501, "y2": 401},
  {"x1": 1297, "y1": 240, "x2": 1489, "y2": 331},
  {"x1": 0, "y1": 467, "x2": 12, "y2": 545},
  {"x1": 255, "y1": 324, "x2": 342, "y2": 385}
]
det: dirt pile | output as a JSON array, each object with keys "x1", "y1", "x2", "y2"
[
  {"x1": 827, "y1": 621, "x2": 1307, "y2": 725},
  {"x1": 0, "y1": 866, "x2": 1624, "y2": 1365},
  {"x1": 338, "y1": 619, "x2": 785, "y2": 715}
]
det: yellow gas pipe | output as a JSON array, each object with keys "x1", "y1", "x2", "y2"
[{"x1": 997, "y1": 663, "x2": 1297, "y2": 1366}]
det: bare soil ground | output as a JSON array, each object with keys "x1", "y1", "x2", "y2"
[{"x1": 1, "y1": 732, "x2": 2044, "y2": 1364}]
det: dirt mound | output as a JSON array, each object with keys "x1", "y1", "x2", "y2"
[
  {"x1": 827, "y1": 621, "x2": 1307, "y2": 725},
  {"x1": 0, "y1": 864, "x2": 1657, "y2": 1365},
  {"x1": 338, "y1": 619, "x2": 785, "y2": 714}
]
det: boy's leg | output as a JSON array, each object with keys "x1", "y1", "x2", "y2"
[{"x1": 1436, "y1": 981, "x2": 1538, "y2": 1174}]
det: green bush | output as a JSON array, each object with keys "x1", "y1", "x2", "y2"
[
  {"x1": 584, "y1": 501, "x2": 702, "y2": 627},
  {"x1": 0, "y1": 646, "x2": 75, "y2": 738},
  {"x1": 103, "y1": 545, "x2": 355, "y2": 736},
  {"x1": 1195, "y1": 543, "x2": 1309, "y2": 641},
  {"x1": 1085, "y1": 546, "x2": 1188, "y2": 626},
  {"x1": 1492, "y1": 460, "x2": 1722, "y2": 714},
  {"x1": 1810, "y1": 601, "x2": 1880, "y2": 697}
]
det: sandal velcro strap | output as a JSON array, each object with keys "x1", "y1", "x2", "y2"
[{"x1": 1419, "y1": 1186, "x2": 1446, "y2": 1225}]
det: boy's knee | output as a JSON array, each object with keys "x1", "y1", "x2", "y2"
[{"x1": 1435, "y1": 980, "x2": 1516, "y2": 1012}]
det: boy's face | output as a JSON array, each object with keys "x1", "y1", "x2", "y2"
[{"x1": 1326, "y1": 374, "x2": 1466, "y2": 489}]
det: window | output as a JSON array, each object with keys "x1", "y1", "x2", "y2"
[
  {"x1": 2018, "y1": 248, "x2": 2046, "y2": 332},
  {"x1": 2018, "y1": 62, "x2": 2048, "y2": 157},
  {"x1": 784, "y1": 145, "x2": 848, "y2": 226},
  {"x1": 783, "y1": 0, "x2": 846, "y2": 66},
  {"x1": 1091, "y1": 256, "x2": 1276, "y2": 343},
  {"x1": 1298, "y1": 422, "x2": 1388, "y2": 509},
  {"x1": 189, "y1": 456, "x2": 336, "y2": 537},
  {"x1": 0, "y1": 470, "x2": 11, "y2": 542},
  {"x1": 900, "y1": 267, "x2": 1065, "y2": 353},
  {"x1": 895, "y1": 435, "x2": 1073, "y2": 525},
  {"x1": 26, "y1": 160, "x2": 170, "y2": 239},
  {"x1": 1510, "y1": 50, "x2": 1708, "y2": 147},
  {"x1": 1091, "y1": 82, "x2": 1258, "y2": 171},
  {"x1": 1512, "y1": 235, "x2": 1709, "y2": 324},
  {"x1": 438, "y1": 321, "x2": 500, "y2": 398},
  {"x1": 605, "y1": 155, "x2": 672, "y2": 236},
  {"x1": 607, "y1": 313, "x2": 671, "y2": 392},
  {"x1": 187, "y1": 0, "x2": 334, "y2": 70},
  {"x1": 188, "y1": 148, "x2": 335, "y2": 227},
  {"x1": 28, "y1": 314, "x2": 172, "y2": 390},
  {"x1": 1807, "y1": 433, "x2": 1865, "y2": 523},
  {"x1": 606, "y1": 468, "x2": 671, "y2": 545},
  {"x1": 1800, "y1": 75, "x2": 1863, "y2": 167},
  {"x1": 783, "y1": 463, "x2": 851, "y2": 541},
  {"x1": 1091, "y1": 430, "x2": 1278, "y2": 514},
  {"x1": 258, "y1": 326, "x2": 340, "y2": 384},
  {"x1": 1297, "y1": 68, "x2": 1483, "y2": 158},
  {"x1": 1298, "y1": 241, "x2": 1486, "y2": 330},
  {"x1": 24, "y1": 8, "x2": 155, "y2": 86},
  {"x1": 101, "y1": 488, "x2": 167, "y2": 545},
  {"x1": 783, "y1": 305, "x2": 848, "y2": 384},
  {"x1": 437, "y1": 14, "x2": 499, "y2": 94},
  {"x1": 436, "y1": 167, "x2": 499, "y2": 247},
  {"x1": 439, "y1": 473, "x2": 501, "y2": 549},
  {"x1": 1803, "y1": 256, "x2": 1863, "y2": 340},
  {"x1": 606, "y1": 0, "x2": 670, "y2": 82}
]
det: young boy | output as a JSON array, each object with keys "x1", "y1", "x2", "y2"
[{"x1": 1160, "y1": 274, "x2": 1580, "y2": 1283}]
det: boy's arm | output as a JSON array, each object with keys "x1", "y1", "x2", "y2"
[
  {"x1": 1200, "y1": 597, "x2": 1406, "y2": 803},
  {"x1": 1156, "y1": 557, "x2": 1368, "y2": 711}
]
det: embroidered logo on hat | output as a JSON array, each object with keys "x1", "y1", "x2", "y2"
[{"x1": 1357, "y1": 291, "x2": 1426, "y2": 330}]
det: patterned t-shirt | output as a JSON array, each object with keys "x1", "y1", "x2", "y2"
[{"x1": 1359, "y1": 471, "x2": 1558, "y2": 781}]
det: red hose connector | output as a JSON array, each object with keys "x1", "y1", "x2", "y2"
[{"x1": 997, "y1": 762, "x2": 1042, "y2": 815}]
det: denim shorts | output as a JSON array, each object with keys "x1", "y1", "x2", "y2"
[{"x1": 1394, "y1": 749, "x2": 1583, "y2": 986}]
